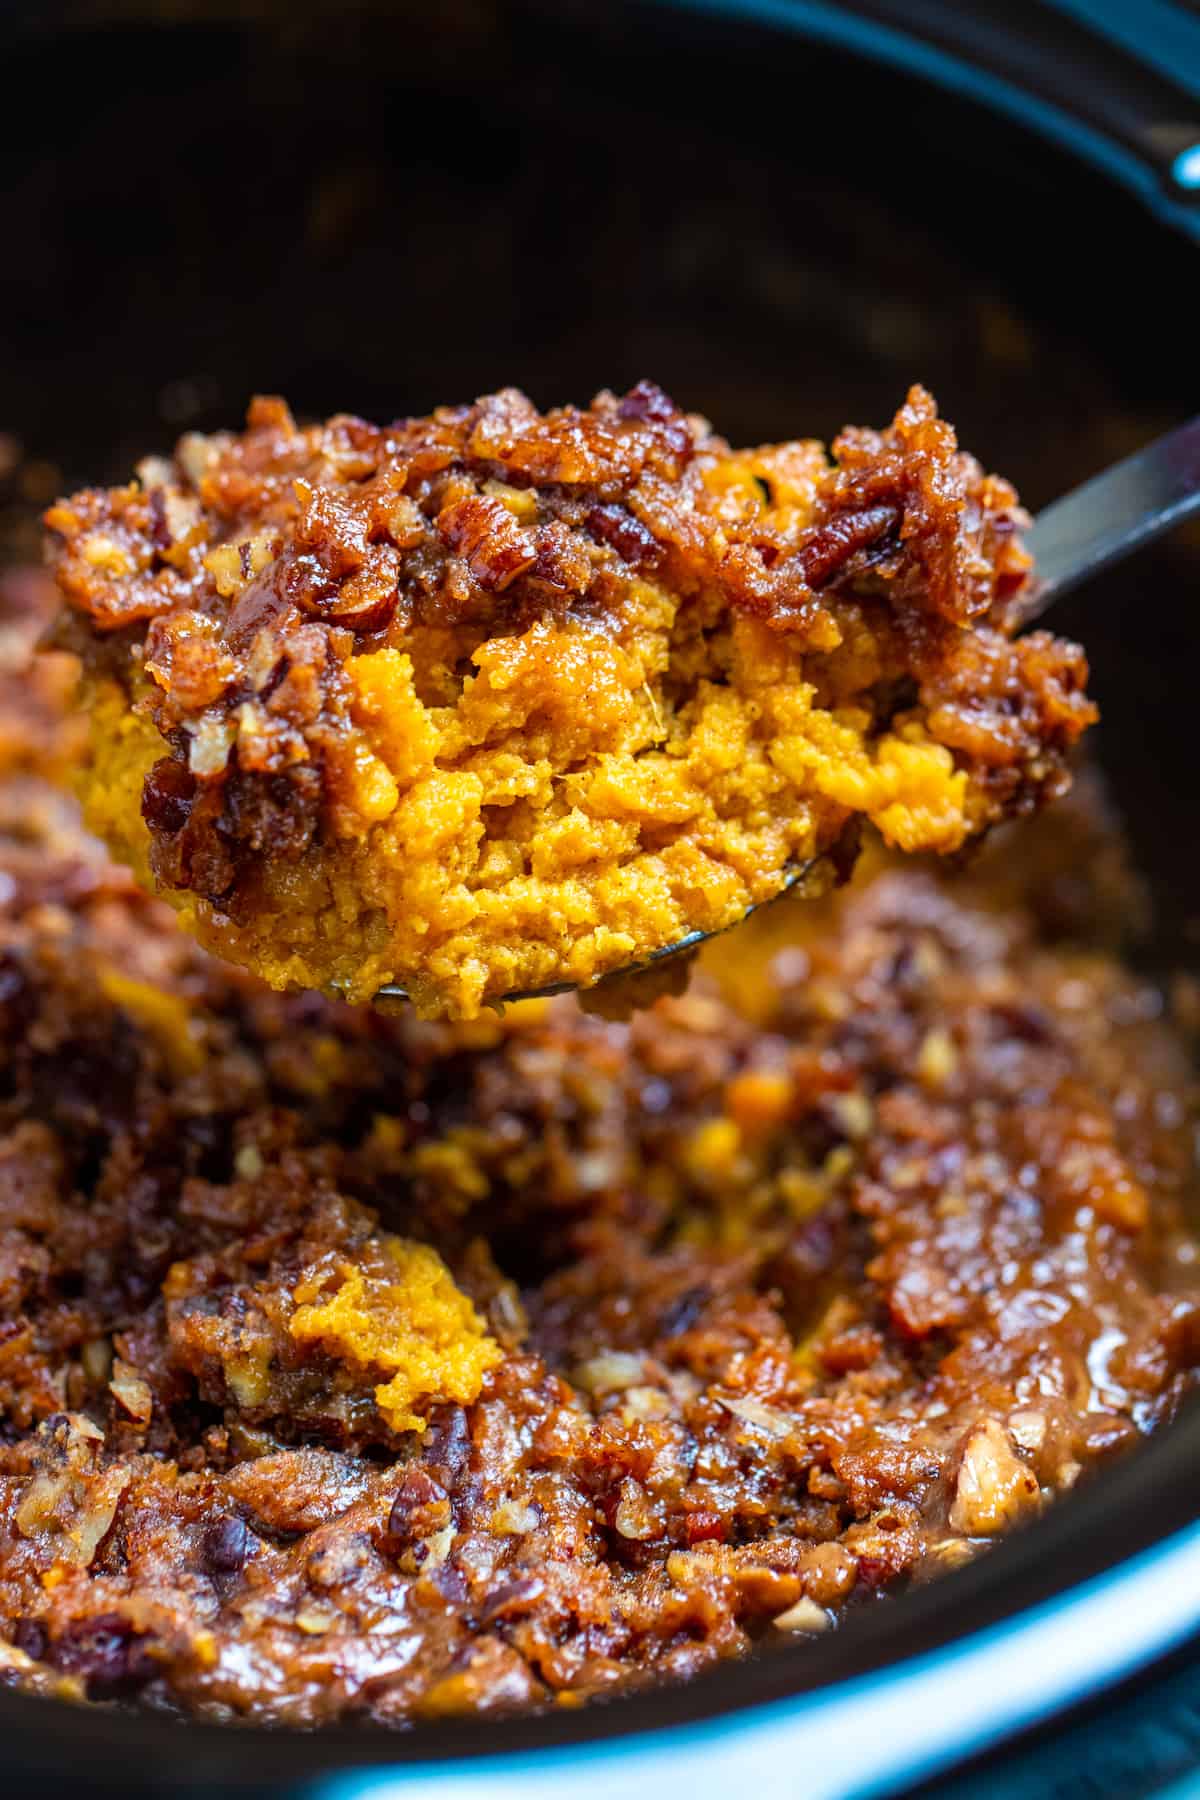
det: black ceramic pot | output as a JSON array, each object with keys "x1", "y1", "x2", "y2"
[{"x1": 0, "y1": 3, "x2": 1198, "y2": 1794}]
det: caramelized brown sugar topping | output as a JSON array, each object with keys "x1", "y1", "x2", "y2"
[
  {"x1": 0, "y1": 776, "x2": 1195, "y2": 1722},
  {"x1": 0, "y1": 556, "x2": 1195, "y2": 1724},
  {"x1": 47, "y1": 384, "x2": 1095, "y2": 1015}
]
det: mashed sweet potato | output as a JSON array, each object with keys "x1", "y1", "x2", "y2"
[{"x1": 46, "y1": 384, "x2": 1094, "y2": 1015}]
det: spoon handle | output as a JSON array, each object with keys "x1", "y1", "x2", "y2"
[{"x1": 1022, "y1": 414, "x2": 1200, "y2": 620}]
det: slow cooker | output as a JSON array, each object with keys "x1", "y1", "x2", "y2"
[{"x1": 1, "y1": 1, "x2": 1198, "y2": 1792}]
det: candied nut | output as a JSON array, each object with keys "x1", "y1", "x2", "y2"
[
  {"x1": 379, "y1": 492, "x2": 425, "y2": 547},
  {"x1": 135, "y1": 455, "x2": 174, "y2": 489},
  {"x1": 830, "y1": 1091, "x2": 873, "y2": 1140},
  {"x1": 772, "y1": 1596, "x2": 830, "y2": 1633},
  {"x1": 584, "y1": 501, "x2": 662, "y2": 569},
  {"x1": 488, "y1": 1281, "x2": 527, "y2": 1344},
  {"x1": 234, "y1": 1143, "x2": 264, "y2": 1180},
  {"x1": 808, "y1": 1466, "x2": 846, "y2": 1502},
  {"x1": 574, "y1": 1352, "x2": 644, "y2": 1396},
  {"x1": 717, "y1": 1396, "x2": 792, "y2": 1438},
  {"x1": 81, "y1": 1338, "x2": 113, "y2": 1388},
  {"x1": 480, "y1": 1574, "x2": 545, "y2": 1624},
  {"x1": 109, "y1": 1360, "x2": 153, "y2": 1425},
  {"x1": 621, "y1": 1386, "x2": 671, "y2": 1424},
  {"x1": 72, "y1": 1465, "x2": 131, "y2": 1567},
  {"x1": 1008, "y1": 1409, "x2": 1047, "y2": 1452},
  {"x1": 177, "y1": 431, "x2": 220, "y2": 486},
  {"x1": 203, "y1": 543, "x2": 246, "y2": 600},
  {"x1": 613, "y1": 1480, "x2": 657, "y2": 1542},
  {"x1": 295, "y1": 1605, "x2": 338, "y2": 1635},
  {"x1": 81, "y1": 534, "x2": 133, "y2": 576},
  {"x1": 306, "y1": 1535, "x2": 372, "y2": 1589},
  {"x1": 387, "y1": 1466, "x2": 450, "y2": 1545},
  {"x1": 917, "y1": 1027, "x2": 957, "y2": 1089},
  {"x1": 490, "y1": 1500, "x2": 539, "y2": 1537},
  {"x1": 949, "y1": 1419, "x2": 1040, "y2": 1536},
  {"x1": 483, "y1": 480, "x2": 538, "y2": 523},
  {"x1": 224, "y1": 1351, "x2": 270, "y2": 1409},
  {"x1": 188, "y1": 715, "x2": 237, "y2": 779},
  {"x1": 16, "y1": 1414, "x2": 107, "y2": 1544},
  {"x1": 418, "y1": 1524, "x2": 456, "y2": 1568},
  {"x1": 926, "y1": 1537, "x2": 976, "y2": 1570},
  {"x1": 796, "y1": 1540, "x2": 858, "y2": 1606},
  {"x1": 160, "y1": 490, "x2": 202, "y2": 548},
  {"x1": 666, "y1": 1550, "x2": 702, "y2": 1586},
  {"x1": 437, "y1": 493, "x2": 537, "y2": 592}
]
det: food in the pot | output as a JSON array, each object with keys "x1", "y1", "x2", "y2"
[
  {"x1": 46, "y1": 384, "x2": 1094, "y2": 1016},
  {"x1": 0, "y1": 563, "x2": 1194, "y2": 1725}
]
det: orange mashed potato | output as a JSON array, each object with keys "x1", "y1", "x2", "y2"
[
  {"x1": 289, "y1": 1236, "x2": 503, "y2": 1436},
  {"x1": 46, "y1": 383, "x2": 1094, "y2": 1016}
]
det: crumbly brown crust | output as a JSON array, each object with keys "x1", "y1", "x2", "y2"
[
  {"x1": 45, "y1": 385, "x2": 1095, "y2": 1013},
  {"x1": 0, "y1": 557, "x2": 1190, "y2": 1724}
]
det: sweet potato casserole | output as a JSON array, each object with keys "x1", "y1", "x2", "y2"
[
  {"x1": 0, "y1": 391, "x2": 1190, "y2": 1728},
  {"x1": 48, "y1": 385, "x2": 1093, "y2": 1014}
]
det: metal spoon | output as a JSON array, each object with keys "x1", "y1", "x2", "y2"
[
  {"x1": 1016, "y1": 412, "x2": 1200, "y2": 624},
  {"x1": 372, "y1": 415, "x2": 1200, "y2": 1007}
]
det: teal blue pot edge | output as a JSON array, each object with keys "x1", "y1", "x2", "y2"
[
  {"x1": 310, "y1": 1520, "x2": 1200, "y2": 1800},
  {"x1": 649, "y1": 0, "x2": 1200, "y2": 240}
]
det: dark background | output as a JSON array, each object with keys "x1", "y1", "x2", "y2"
[{"x1": 3, "y1": 0, "x2": 1195, "y2": 482}]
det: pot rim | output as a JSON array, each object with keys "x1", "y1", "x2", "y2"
[{"x1": 2, "y1": 3, "x2": 1197, "y2": 1789}]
